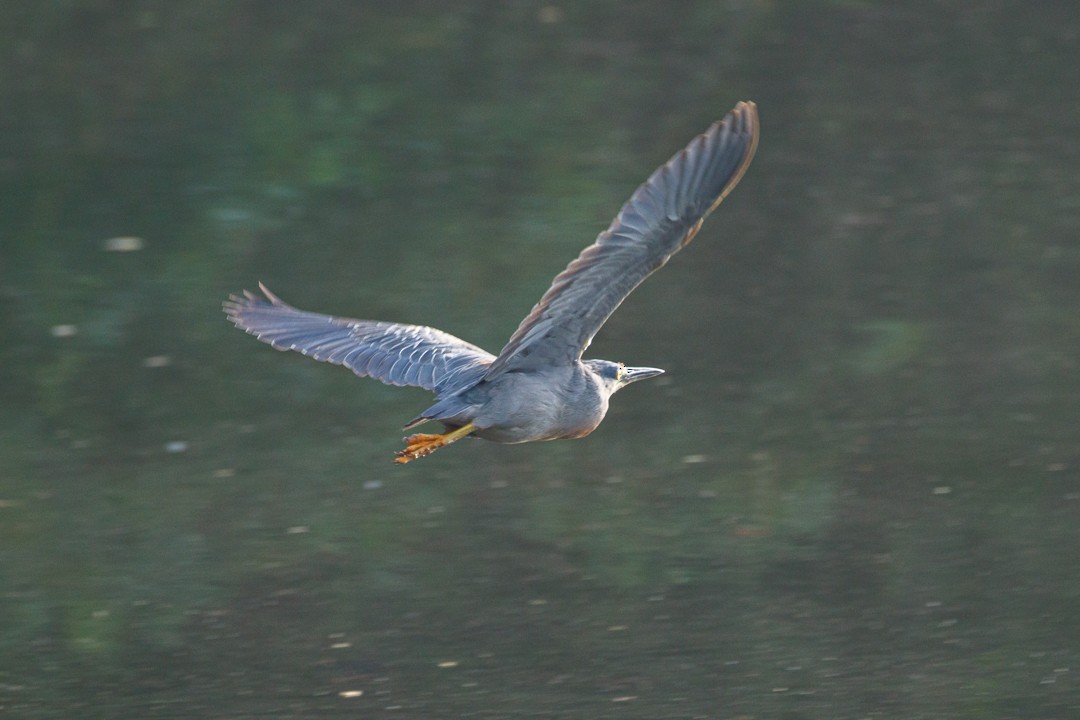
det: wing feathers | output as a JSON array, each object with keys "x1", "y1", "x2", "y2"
[
  {"x1": 227, "y1": 103, "x2": 759, "y2": 396},
  {"x1": 485, "y1": 101, "x2": 759, "y2": 376},
  {"x1": 224, "y1": 284, "x2": 494, "y2": 395}
]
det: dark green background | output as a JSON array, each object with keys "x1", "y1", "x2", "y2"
[{"x1": 2, "y1": 2, "x2": 1078, "y2": 717}]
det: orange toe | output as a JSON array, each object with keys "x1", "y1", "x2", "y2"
[
  {"x1": 402, "y1": 433, "x2": 442, "y2": 444},
  {"x1": 394, "y1": 434, "x2": 447, "y2": 464},
  {"x1": 392, "y1": 423, "x2": 477, "y2": 465}
]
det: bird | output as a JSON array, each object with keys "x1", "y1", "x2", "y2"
[{"x1": 224, "y1": 101, "x2": 759, "y2": 464}]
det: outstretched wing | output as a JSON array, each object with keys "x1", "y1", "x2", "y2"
[
  {"x1": 485, "y1": 101, "x2": 759, "y2": 377},
  {"x1": 224, "y1": 284, "x2": 494, "y2": 395}
]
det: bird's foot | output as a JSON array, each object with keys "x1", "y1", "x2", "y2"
[
  {"x1": 393, "y1": 423, "x2": 476, "y2": 464},
  {"x1": 394, "y1": 433, "x2": 443, "y2": 463}
]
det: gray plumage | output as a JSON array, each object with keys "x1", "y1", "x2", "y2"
[
  {"x1": 224, "y1": 101, "x2": 760, "y2": 462},
  {"x1": 224, "y1": 284, "x2": 494, "y2": 395}
]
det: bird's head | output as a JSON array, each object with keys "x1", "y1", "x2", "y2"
[{"x1": 584, "y1": 359, "x2": 665, "y2": 397}]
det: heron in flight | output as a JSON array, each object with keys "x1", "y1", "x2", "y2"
[{"x1": 225, "y1": 101, "x2": 759, "y2": 463}]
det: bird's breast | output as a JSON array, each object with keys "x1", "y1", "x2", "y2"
[{"x1": 470, "y1": 368, "x2": 608, "y2": 444}]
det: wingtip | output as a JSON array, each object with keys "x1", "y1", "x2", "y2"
[
  {"x1": 227, "y1": 281, "x2": 288, "y2": 306},
  {"x1": 705, "y1": 100, "x2": 760, "y2": 213},
  {"x1": 723, "y1": 100, "x2": 759, "y2": 141},
  {"x1": 735, "y1": 100, "x2": 759, "y2": 144},
  {"x1": 223, "y1": 282, "x2": 282, "y2": 324},
  {"x1": 256, "y1": 281, "x2": 275, "y2": 302}
]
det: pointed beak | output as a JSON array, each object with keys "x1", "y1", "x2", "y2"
[{"x1": 621, "y1": 366, "x2": 665, "y2": 385}]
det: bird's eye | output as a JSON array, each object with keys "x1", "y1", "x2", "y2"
[{"x1": 616, "y1": 363, "x2": 626, "y2": 380}]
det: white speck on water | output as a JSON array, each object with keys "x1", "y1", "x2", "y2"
[
  {"x1": 51, "y1": 324, "x2": 78, "y2": 338},
  {"x1": 103, "y1": 236, "x2": 144, "y2": 252},
  {"x1": 164, "y1": 440, "x2": 189, "y2": 454}
]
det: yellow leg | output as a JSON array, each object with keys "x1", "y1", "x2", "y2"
[{"x1": 393, "y1": 422, "x2": 476, "y2": 464}]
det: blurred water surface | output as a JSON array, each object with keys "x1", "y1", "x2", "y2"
[{"x1": 1, "y1": 2, "x2": 1078, "y2": 718}]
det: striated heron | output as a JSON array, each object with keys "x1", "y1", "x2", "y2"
[{"x1": 225, "y1": 101, "x2": 759, "y2": 463}]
